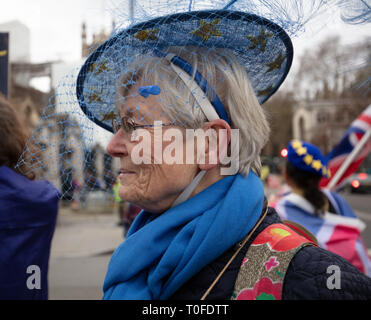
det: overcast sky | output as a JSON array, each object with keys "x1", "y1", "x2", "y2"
[
  {"x1": 1, "y1": 0, "x2": 369, "y2": 62},
  {"x1": 1, "y1": 0, "x2": 113, "y2": 62}
]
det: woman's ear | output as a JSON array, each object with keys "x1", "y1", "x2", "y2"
[{"x1": 198, "y1": 119, "x2": 231, "y2": 171}]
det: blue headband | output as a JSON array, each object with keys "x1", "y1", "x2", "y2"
[{"x1": 153, "y1": 49, "x2": 231, "y2": 125}]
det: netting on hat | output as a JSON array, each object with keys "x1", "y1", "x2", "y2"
[
  {"x1": 109, "y1": 0, "x2": 332, "y2": 36},
  {"x1": 336, "y1": 0, "x2": 371, "y2": 95},
  {"x1": 337, "y1": 0, "x2": 371, "y2": 25},
  {"x1": 15, "y1": 0, "x2": 335, "y2": 205},
  {"x1": 15, "y1": 65, "x2": 117, "y2": 207}
]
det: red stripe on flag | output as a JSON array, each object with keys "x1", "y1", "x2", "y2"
[
  {"x1": 357, "y1": 114, "x2": 371, "y2": 126},
  {"x1": 326, "y1": 225, "x2": 365, "y2": 274},
  {"x1": 320, "y1": 157, "x2": 365, "y2": 187}
]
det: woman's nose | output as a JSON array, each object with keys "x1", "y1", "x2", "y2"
[{"x1": 106, "y1": 130, "x2": 129, "y2": 158}]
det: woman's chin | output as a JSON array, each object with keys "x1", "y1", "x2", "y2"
[{"x1": 118, "y1": 186, "x2": 140, "y2": 203}]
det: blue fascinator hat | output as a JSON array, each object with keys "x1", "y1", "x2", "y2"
[
  {"x1": 13, "y1": 1, "x2": 333, "y2": 202},
  {"x1": 287, "y1": 140, "x2": 331, "y2": 178},
  {"x1": 76, "y1": 0, "x2": 295, "y2": 133}
]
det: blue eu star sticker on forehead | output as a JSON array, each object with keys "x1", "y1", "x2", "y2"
[{"x1": 138, "y1": 85, "x2": 161, "y2": 98}]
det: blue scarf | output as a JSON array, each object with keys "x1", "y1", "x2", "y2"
[{"x1": 103, "y1": 171, "x2": 264, "y2": 299}]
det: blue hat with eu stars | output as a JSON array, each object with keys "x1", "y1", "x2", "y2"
[
  {"x1": 76, "y1": 0, "x2": 297, "y2": 133},
  {"x1": 287, "y1": 140, "x2": 331, "y2": 178},
  {"x1": 14, "y1": 0, "x2": 333, "y2": 203}
]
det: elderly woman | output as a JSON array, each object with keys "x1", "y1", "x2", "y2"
[{"x1": 76, "y1": 7, "x2": 371, "y2": 300}]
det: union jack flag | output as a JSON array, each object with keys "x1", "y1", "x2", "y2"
[
  {"x1": 274, "y1": 190, "x2": 371, "y2": 276},
  {"x1": 320, "y1": 105, "x2": 371, "y2": 188}
]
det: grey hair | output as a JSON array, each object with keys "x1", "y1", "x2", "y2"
[{"x1": 117, "y1": 46, "x2": 270, "y2": 176}]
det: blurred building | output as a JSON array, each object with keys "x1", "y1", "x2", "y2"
[
  {"x1": 0, "y1": 20, "x2": 30, "y2": 63},
  {"x1": 0, "y1": 32, "x2": 10, "y2": 99},
  {"x1": 35, "y1": 110, "x2": 118, "y2": 198},
  {"x1": 293, "y1": 99, "x2": 359, "y2": 153},
  {"x1": 0, "y1": 20, "x2": 118, "y2": 198},
  {"x1": 37, "y1": 114, "x2": 85, "y2": 194},
  {"x1": 0, "y1": 20, "x2": 53, "y2": 131},
  {"x1": 81, "y1": 21, "x2": 114, "y2": 58}
]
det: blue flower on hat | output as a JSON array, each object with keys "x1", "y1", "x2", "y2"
[
  {"x1": 287, "y1": 140, "x2": 330, "y2": 178},
  {"x1": 137, "y1": 85, "x2": 161, "y2": 98}
]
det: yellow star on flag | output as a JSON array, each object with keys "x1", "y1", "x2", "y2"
[
  {"x1": 303, "y1": 154, "x2": 313, "y2": 165},
  {"x1": 291, "y1": 140, "x2": 302, "y2": 149},
  {"x1": 0, "y1": 50, "x2": 7, "y2": 57},
  {"x1": 322, "y1": 167, "x2": 327, "y2": 176},
  {"x1": 190, "y1": 19, "x2": 222, "y2": 42},
  {"x1": 296, "y1": 147, "x2": 307, "y2": 156},
  {"x1": 312, "y1": 160, "x2": 322, "y2": 171}
]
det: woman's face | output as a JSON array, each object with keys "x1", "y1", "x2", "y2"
[{"x1": 106, "y1": 88, "x2": 199, "y2": 213}]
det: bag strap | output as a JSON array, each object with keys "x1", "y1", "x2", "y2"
[
  {"x1": 200, "y1": 203, "x2": 269, "y2": 300},
  {"x1": 283, "y1": 220, "x2": 319, "y2": 245}
]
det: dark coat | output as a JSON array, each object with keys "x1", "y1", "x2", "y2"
[
  {"x1": 170, "y1": 206, "x2": 371, "y2": 300},
  {"x1": 0, "y1": 166, "x2": 59, "y2": 300}
]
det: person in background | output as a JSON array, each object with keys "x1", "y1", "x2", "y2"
[
  {"x1": 71, "y1": 177, "x2": 81, "y2": 211},
  {"x1": 104, "y1": 170, "x2": 116, "y2": 191},
  {"x1": 113, "y1": 176, "x2": 125, "y2": 226},
  {"x1": 59, "y1": 148, "x2": 74, "y2": 206},
  {"x1": 79, "y1": 168, "x2": 101, "y2": 204},
  {"x1": 113, "y1": 176, "x2": 141, "y2": 236},
  {"x1": 275, "y1": 140, "x2": 371, "y2": 276},
  {"x1": 0, "y1": 95, "x2": 60, "y2": 299}
]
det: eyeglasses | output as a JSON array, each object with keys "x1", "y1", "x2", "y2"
[{"x1": 112, "y1": 116, "x2": 175, "y2": 134}]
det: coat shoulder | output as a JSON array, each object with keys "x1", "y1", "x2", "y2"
[{"x1": 283, "y1": 244, "x2": 371, "y2": 300}]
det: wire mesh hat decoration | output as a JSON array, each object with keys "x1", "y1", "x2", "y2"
[
  {"x1": 77, "y1": 4, "x2": 294, "y2": 133},
  {"x1": 16, "y1": 0, "x2": 335, "y2": 204},
  {"x1": 337, "y1": 0, "x2": 371, "y2": 25}
]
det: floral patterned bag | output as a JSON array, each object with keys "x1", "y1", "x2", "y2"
[{"x1": 231, "y1": 223, "x2": 317, "y2": 300}]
